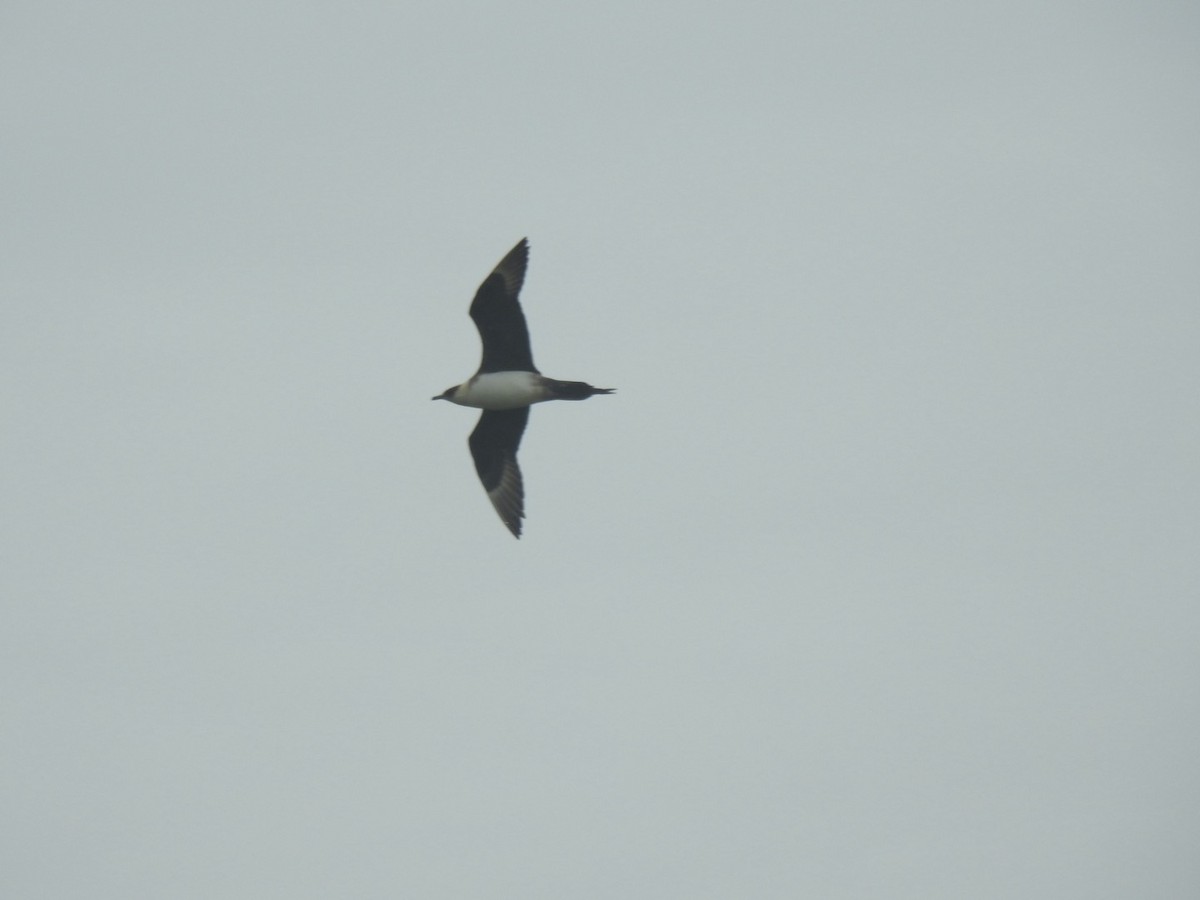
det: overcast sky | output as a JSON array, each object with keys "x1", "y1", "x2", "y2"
[{"x1": 3, "y1": 2, "x2": 1198, "y2": 897}]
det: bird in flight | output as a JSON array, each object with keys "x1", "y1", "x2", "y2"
[{"x1": 433, "y1": 238, "x2": 614, "y2": 538}]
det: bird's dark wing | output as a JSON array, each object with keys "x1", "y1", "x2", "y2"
[
  {"x1": 469, "y1": 238, "x2": 538, "y2": 374},
  {"x1": 468, "y1": 408, "x2": 530, "y2": 538}
]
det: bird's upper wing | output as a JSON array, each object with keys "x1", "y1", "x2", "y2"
[
  {"x1": 468, "y1": 407, "x2": 530, "y2": 538},
  {"x1": 469, "y1": 238, "x2": 538, "y2": 374}
]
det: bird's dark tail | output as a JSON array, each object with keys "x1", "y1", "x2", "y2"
[{"x1": 543, "y1": 379, "x2": 616, "y2": 401}]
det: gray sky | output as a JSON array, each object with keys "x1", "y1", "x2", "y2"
[{"x1": 3, "y1": 1, "x2": 1198, "y2": 897}]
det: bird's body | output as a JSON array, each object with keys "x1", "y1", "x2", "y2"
[
  {"x1": 440, "y1": 371, "x2": 612, "y2": 410},
  {"x1": 433, "y1": 239, "x2": 613, "y2": 538}
]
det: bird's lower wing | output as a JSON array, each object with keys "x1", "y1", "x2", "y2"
[{"x1": 467, "y1": 408, "x2": 530, "y2": 538}]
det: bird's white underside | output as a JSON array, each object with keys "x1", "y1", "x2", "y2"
[{"x1": 450, "y1": 371, "x2": 546, "y2": 409}]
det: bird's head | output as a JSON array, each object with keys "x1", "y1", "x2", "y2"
[{"x1": 432, "y1": 385, "x2": 459, "y2": 402}]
